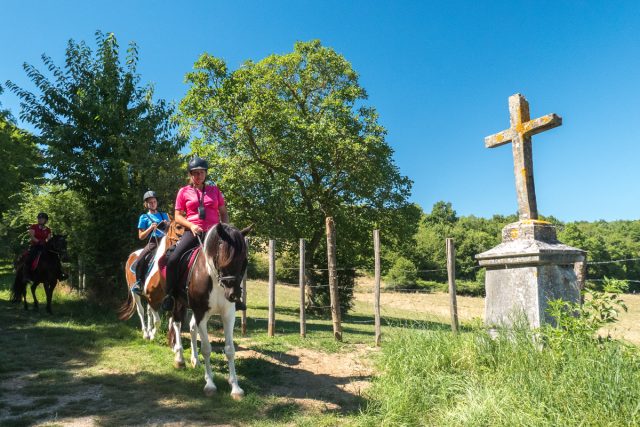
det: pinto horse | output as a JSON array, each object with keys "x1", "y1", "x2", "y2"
[
  {"x1": 118, "y1": 221, "x2": 184, "y2": 340},
  {"x1": 11, "y1": 235, "x2": 68, "y2": 314},
  {"x1": 168, "y1": 223, "x2": 250, "y2": 399}
]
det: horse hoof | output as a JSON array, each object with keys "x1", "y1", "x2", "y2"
[
  {"x1": 143, "y1": 334, "x2": 150, "y2": 340},
  {"x1": 204, "y1": 385, "x2": 217, "y2": 397},
  {"x1": 174, "y1": 361, "x2": 186, "y2": 369},
  {"x1": 191, "y1": 358, "x2": 200, "y2": 368},
  {"x1": 231, "y1": 390, "x2": 245, "y2": 401}
]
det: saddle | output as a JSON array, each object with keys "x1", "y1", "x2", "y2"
[
  {"x1": 158, "y1": 246, "x2": 202, "y2": 291},
  {"x1": 18, "y1": 250, "x2": 42, "y2": 272}
]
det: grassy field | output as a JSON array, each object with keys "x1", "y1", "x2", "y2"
[
  {"x1": 2, "y1": 262, "x2": 640, "y2": 426},
  {"x1": 0, "y1": 264, "x2": 455, "y2": 426}
]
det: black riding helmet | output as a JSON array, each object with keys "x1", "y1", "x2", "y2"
[
  {"x1": 143, "y1": 190, "x2": 157, "y2": 202},
  {"x1": 188, "y1": 156, "x2": 208, "y2": 172},
  {"x1": 37, "y1": 212, "x2": 49, "y2": 221}
]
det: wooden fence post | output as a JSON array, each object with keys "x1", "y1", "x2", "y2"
[
  {"x1": 374, "y1": 229, "x2": 382, "y2": 346},
  {"x1": 299, "y1": 238, "x2": 306, "y2": 338},
  {"x1": 446, "y1": 238, "x2": 459, "y2": 333},
  {"x1": 268, "y1": 239, "x2": 276, "y2": 337},
  {"x1": 326, "y1": 217, "x2": 342, "y2": 341},
  {"x1": 241, "y1": 237, "x2": 248, "y2": 336}
]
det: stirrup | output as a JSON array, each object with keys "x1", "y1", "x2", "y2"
[
  {"x1": 131, "y1": 281, "x2": 143, "y2": 295},
  {"x1": 161, "y1": 295, "x2": 175, "y2": 311}
]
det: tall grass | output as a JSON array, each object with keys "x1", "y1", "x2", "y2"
[{"x1": 361, "y1": 324, "x2": 640, "y2": 426}]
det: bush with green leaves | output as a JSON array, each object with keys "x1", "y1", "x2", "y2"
[{"x1": 384, "y1": 256, "x2": 418, "y2": 290}]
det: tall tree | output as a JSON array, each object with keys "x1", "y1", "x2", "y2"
[
  {"x1": 7, "y1": 32, "x2": 186, "y2": 295},
  {"x1": 179, "y1": 40, "x2": 418, "y2": 310},
  {"x1": 0, "y1": 84, "x2": 43, "y2": 257}
]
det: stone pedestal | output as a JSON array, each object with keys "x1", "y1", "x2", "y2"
[{"x1": 476, "y1": 220, "x2": 585, "y2": 328}]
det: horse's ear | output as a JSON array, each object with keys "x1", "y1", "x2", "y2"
[
  {"x1": 216, "y1": 223, "x2": 230, "y2": 240},
  {"x1": 240, "y1": 224, "x2": 254, "y2": 236}
]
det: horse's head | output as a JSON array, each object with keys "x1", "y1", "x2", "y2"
[
  {"x1": 205, "y1": 224, "x2": 252, "y2": 304},
  {"x1": 167, "y1": 221, "x2": 184, "y2": 247},
  {"x1": 48, "y1": 234, "x2": 68, "y2": 261}
]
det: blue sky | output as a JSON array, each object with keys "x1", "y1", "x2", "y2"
[{"x1": 1, "y1": 1, "x2": 639, "y2": 221}]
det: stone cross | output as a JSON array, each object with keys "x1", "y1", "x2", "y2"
[{"x1": 485, "y1": 93, "x2": 562, "y2": 220}]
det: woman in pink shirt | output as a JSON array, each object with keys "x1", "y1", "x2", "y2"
[{"x1": 162, "y1": 156, "x2": 229, "y2": 311}]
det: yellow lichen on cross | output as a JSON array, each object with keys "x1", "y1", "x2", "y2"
[{"x1": 485, "y1": 94, "x2": 562, "y2": 220}]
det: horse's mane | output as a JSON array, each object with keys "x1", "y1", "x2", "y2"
[{"x1": 205, "y1": 224, "x2": 247, "y2": 270}]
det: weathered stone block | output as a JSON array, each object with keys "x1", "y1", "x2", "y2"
[{"x1": 476, "y1": 220, "x2": 585, "y2": 329}]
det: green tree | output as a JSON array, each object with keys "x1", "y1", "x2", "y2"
[
  {"x1": 7, "y1": 32, "x2": 185, "y2": 296},
  {"x1": 0, "y1": 84, "x2": 43, "y2": 257},
  {"x1": 178, "y1": 40, "x2": 417, "y2": 311}
]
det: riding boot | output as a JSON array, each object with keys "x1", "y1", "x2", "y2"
[{"x1": 131, "y1": 279, "x2": 143, "y2": 295}]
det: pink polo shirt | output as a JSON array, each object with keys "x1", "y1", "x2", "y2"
[{"x1": 175, "y1": 184, "x2": 225, "y2": 232}]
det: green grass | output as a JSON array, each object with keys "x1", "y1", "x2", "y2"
[
  {"x1": 359, "y1": 325, "x2": 640, "y2": 426},
  {"x1": 4, "y1": 260, "x2": 639, "y2": 426},
  {"x1": 1, "y1": 262, "x2": 424, "y2": 426}
]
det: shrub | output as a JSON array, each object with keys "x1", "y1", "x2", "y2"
[{"x1": 384, "y1": 256, "x2": 418, "y2": 290}]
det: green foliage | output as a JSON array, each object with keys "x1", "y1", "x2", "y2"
[
  {"x1": 7, "y1": 31, "x2": 185, "y2": 297},
  {"x1": 363, "y1": 322, "x2": 640, "y2": 426},
  {"x1": 0, "y1": 85, "x2": 43, "y2": 256},
  {"x1": 384, "y1": 256, "x2": 417, "y2": 290},
  {"x1": 178, "y1": 40, "x2": 418, "y2": 312},
  {"x1": 545, "y1": 290, "x2": 627, "y2": 345}
]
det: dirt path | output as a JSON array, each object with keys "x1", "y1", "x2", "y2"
[{"x1": 237, "y1": 344, "x2": 374, "y2": 412}]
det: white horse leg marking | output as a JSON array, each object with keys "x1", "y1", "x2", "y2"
[
  {"x1": 133, "y1": 293, "x2": 149, "y2": 340},
  {"x1": 189, "y1": 313, "x2": 200, "y2": 368},
  {"x1": 222, "y1": 307, "x2": 244, "y2": 399},
  {"x1": 150, "y1": 308, "x2": 161, "y2": 341},
  {"x1": 172, "y1": 319, "x2": 186, "y2": 368},
  {"x1": 198, "y1": 316, "x2": 217, "y2": 396}
]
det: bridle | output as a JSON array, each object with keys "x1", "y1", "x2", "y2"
[{"x1": 212, "y1": 240, "x2": 247, "y2": 294}]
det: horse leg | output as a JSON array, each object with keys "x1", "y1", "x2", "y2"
[
  {"x1": 172, "y1": 318, "x2": 186, "y2": 369},
  {"x1": 135, "y1": 296, "x2": 148, "y2": 340},
  {"x1": 44, "y1": 281, "x2": 55, "y2": 314},
  {"x1": 222, "y1": 308, "x2": 244, "y2": 399},
  {"x1": 30, "y1": 283, "x2": 39, "y2": 311},
  {"x1": 198, "y1": 315, "x2": 217, "y2": 396},
  {"x1": 189, "y1": 313, "x2": 200, "y2": 368},
  {"x1": 149, "y1": 307, "x2": 161, "y2": 341}
]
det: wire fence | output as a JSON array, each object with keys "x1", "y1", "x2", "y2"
[{"x1": 241, "y1": 233, "x2": 640, "y2": 345}]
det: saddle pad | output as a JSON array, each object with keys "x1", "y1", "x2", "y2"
[
  {"x1": 157, "y1": 247, "x2": 201, "y2": 285},
  {"x1": 31, "y1": 253, "x2": 41, "y2": 271}
]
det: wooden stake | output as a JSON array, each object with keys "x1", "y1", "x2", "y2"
[
  {"x1": 374, "y1": 229, "x2": 382, "y2": 346},
  {"x1": 326, "y1": 217, "x2": 342, "y2": 341},
  {"x1": 268, "y1": 239, "x2": 276, "y2": 337},
  {"x1": 299, "y1": 238, "x2": 306, "y2": 338},
  {"x1": 446, "y1": 238, "x2": 459, "y2": 333}
]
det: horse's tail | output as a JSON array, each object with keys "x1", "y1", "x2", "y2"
[
  {"x1": 10, "y1": 267, "x2": 26, "y2": 303},
  {"x1": 117, "y1": 289, "x2": 137, "y2": 321}
]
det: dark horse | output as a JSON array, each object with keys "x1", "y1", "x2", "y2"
[
  {"x1": 11, "y1": 235, "x2": 68, "y2": 314},
  {"x1": 167, "y1": 223, "x2": 250, "y2": 398}
]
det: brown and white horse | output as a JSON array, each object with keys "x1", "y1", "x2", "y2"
[
  {"x1": 168, "y1": 223, "x2": 250, "y2": 399},
  {"x1": 118, "y1": 222, "x2": 184, "y2": 340}
]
